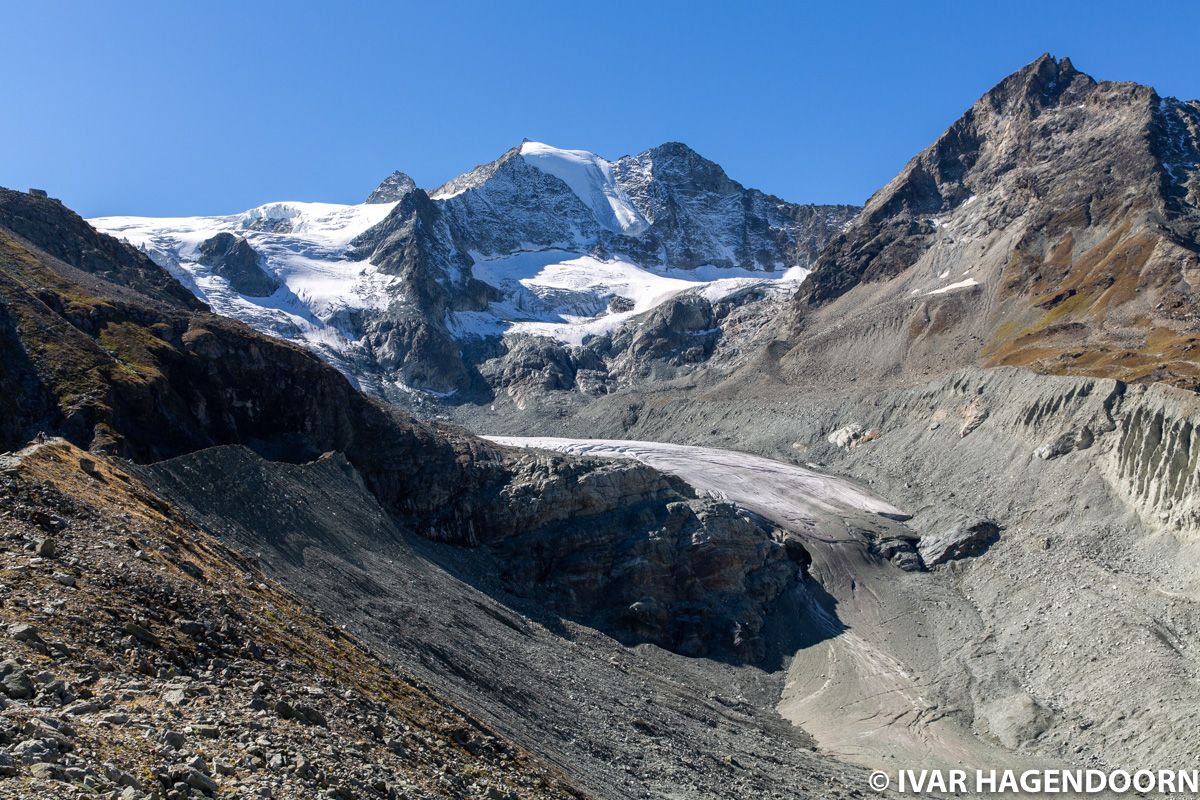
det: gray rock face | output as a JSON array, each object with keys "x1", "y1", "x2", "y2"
[
  {"x1": 475, "y1": 452, "x2": 807, "y2": 660},
  {"x1": 495, "y1": 493, "x2": 800, "y2": 661},
  {"x1": 365, "y1": 170, "x2": 417, "y2": 204},
  {"x1": 870, "y1": 535, "x2": 924, "y2": 571},
  {"x1": 349, "y1": 189, "x2": 490, "y2": 393},
  {"x1": 478, "y1": 335, "x2": 578, "y2": 394},
  {"x1": 619, "y1": 294, "x2": 719, "y2": 366},
  {"x1": 611, "y1": 142, "x2": 853, "y2": 270},
  {"x1": 144, "y1": 444, "x2": 807, "y2": 663},
  {"x1": 424, "y1": 141, "x2": 856, "y2": 272},
  {"x1": 196, "y1": 233, "x2": 277, "y2": 297},
  {"x1": 920, "y1": 519, "x2": 1000, "y2": 568}
]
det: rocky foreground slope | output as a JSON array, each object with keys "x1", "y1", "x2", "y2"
[{"x1": 0, "y1": 438, "x2": 587, "y2": 800}]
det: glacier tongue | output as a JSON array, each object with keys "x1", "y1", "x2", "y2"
[{"x1": 518, "y1": 141, "x2": 648, "y2": 235}]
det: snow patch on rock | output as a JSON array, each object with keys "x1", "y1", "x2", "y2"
[{"x1": 519, "y1": 141, "x2": 648, "y2": 235}]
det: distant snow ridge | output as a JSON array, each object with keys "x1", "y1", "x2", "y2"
[
  {"x1": 90, "y1": 141, "x2": 858, "y2": 396},
  {"x1": 90, "y1": 200, "x2": 399, "y2": 391}
]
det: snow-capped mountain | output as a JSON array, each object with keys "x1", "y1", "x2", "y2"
[
  {"x1": 430, "y1": 140, "x2": 849, "y2": 270},
  {"x1": 91, "y1": 141, "x2": 857, "y2": 398}
]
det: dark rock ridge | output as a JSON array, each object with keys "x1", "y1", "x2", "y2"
[
  {"x1": 145, "y1": 446, "x2": 806, "y2": 662},
  {"x1": 348, "y1": 188, "x2": 502, "y2": 393},
  {"x1": 787, "y1": 54, "x2": 1200, "y2": 390},
  {"x1": 196, "y1": 232, "x2": 278, "y2": 296},
  {"x1": 0, "y1": 189, "x2": 201, "y2": 309}
]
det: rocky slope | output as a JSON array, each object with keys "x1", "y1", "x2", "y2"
[
  {"x1": 462, "y1": 365, "x2": 1200, "y2": 778},
  {"x1": 91, "y1": 142, "x2": 856, "y2": 398},
  {"x1": 0, "y1": 438, "x2": 589, "y2": 800},
  {"x1": 124, "y1": 443, "x2": 884, "y2": 800},
  {"x1": 788, "y1": 53, "x2": 1200, "y2": 390},
  {"x1": 432, "y1": 55, "x2": 1200, "y2": 787}
]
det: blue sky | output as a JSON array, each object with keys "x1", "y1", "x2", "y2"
[{"x1": 3, "y1": 1, "x2": 1198, "y2": 217}]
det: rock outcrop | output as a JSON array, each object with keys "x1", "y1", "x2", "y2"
[
  {"x1": 196, "y1": 232, "x2": 278, "y2": 296},
  {"x1": 918, "y1": 518, "x2": 1001, "y2": 567},
  {"x1": 0, "y1": 189, "x2": 201, "y2": 309},
  {"x1": 365, "y1": 170, "x2": 417, "y2": 204}
]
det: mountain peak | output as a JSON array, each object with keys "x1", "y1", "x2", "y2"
[
  {"x1": 365, "y1": 170, "x2": 417, "y2": 204},
  {"x1": 980, "y1": 53, "x2": 1093, "y2": 117}
]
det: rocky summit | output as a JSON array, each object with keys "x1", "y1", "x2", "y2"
[{"x1": 4, "y1": 49, "x2": 1200, "y2": 800}]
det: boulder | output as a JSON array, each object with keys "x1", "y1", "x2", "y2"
[
  {"x1": 979, "y1": 692, "x2": 1052, "y2": 748},
  {"x1": 0, "y1": 660, "x2": 34, "y2": 700},
  {"x1": 871, "y1": 536, "x2": 925, "y2": 571},
  {"x1": 918, "y1": 519, "x2": 1000, "y2": 567},
  {"x1": 8, "y1": 623, "x2": 41, "y2": 643},
  {"x1": 827, "y1": 424, "x2": 864, "y2": 449}
]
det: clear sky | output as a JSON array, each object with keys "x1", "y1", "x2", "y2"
[{"x1": 3, "y1": 0, "x2": 1198, "y2": 217}]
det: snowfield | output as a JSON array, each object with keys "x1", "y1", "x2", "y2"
[
  {"x1": 90, "y1": 201, "x2": 400, "y2": 377},
  {"x1": 926, "y1": 277, "x2": 980, "y2": 295},
  {"x1": 455, "y1": 253, "x2": 810, "y2": 345},
  {"x1": 92, "y1": 202, "x2": 812, "y2": 352}
]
